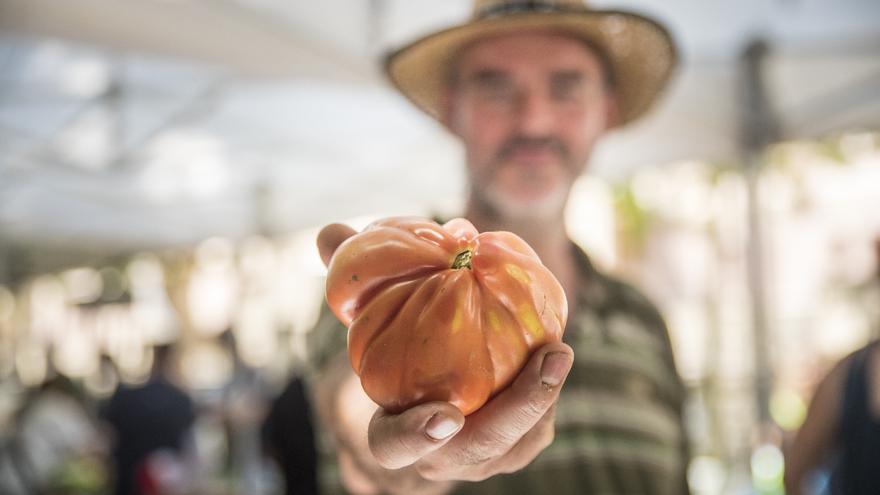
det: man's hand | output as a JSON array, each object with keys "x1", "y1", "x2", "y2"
[
  {"x1": 317, "y1": 223, "x2": 574, "y2": 486},
  {"x1": 368, "y1": 341, "x2": 572, "y2": 482}
]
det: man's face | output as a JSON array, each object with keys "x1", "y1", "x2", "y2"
[{"x1": 443, "y1": 32, "x2": 616, "y2": 220}]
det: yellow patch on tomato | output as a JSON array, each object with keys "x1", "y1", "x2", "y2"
[
  {"x1": 451, "y1": 292, "x2": 468, "y2": 334},
  {"x1": 505, "y1": 264, "x2": 531, "y2": 285},
  {"x1": 518, "y1": 303, "x2": 544, "y2": 339},
  {"x1": 451, "y1": 307, "x2": 463, "y2": 334},
  {"x1": 488, "y1": 311, "x2": 502, "y2": 333}
]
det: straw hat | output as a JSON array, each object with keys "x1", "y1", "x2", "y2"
[{"x1": 385, "y1": 0, "x2": 677, "y2": 127}]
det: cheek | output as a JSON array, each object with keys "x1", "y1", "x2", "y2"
[
  {"x1": 457, "y1": 111, "x2": 511, "y2": 161},
  {"x1": 562, "y1": 109, "x2": 608, "y2": 161}
]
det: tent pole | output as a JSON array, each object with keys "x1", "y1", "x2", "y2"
[{"x1": 739, "y1": 39, "x2": 780, "y2": 435}]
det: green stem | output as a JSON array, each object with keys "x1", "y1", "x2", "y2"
[{"x1": 451, "y1": 249, "x2": 473, "y2": 270}]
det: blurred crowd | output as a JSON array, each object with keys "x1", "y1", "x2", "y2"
[
  {"x1": 0, "y1": 330, "x2": 317, "y2": 495},
  {"x1": 0, "y1": 233, "x2": 876, "y2": 495}
]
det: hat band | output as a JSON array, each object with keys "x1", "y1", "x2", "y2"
[{"x1": 477, "y1": 1, "x2": 583, "y2": 20}]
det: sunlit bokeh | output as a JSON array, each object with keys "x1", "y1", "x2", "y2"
[{"x1": 1, "y1": 1, "x2": 878, "y2": 493}]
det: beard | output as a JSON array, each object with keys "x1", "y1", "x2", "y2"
[
  {"x1": 479, "y1": 174, "x2": 571, "y2": 220},
  {"x1": 471, "y1": 135, "x2": 580, "y2": 221}
]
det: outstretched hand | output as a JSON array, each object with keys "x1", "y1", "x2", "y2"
[{"x1": 317, "y1": 223, "x2": 574, "y2": 485}]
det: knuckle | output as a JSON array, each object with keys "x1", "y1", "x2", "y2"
[
  {"x1": 498, "y1": 457, "x2": 529, "y2": 475},
  {"x1": 415, "y1": 461, "x2": 447, "y2": 481},
  {"x1": 538, "y1": 424, "x2": 555, "y2": 451},
  {"x1": 512, "y1": 379, "x2": 554, "y2": 416},
  {"x1": 372, "y1": 433, "x2": 420, "y2": 469},
  {"x1": 509, "y1": 395, "x2": 551, "y2": 436},
  {"x1": 524, "y1": 390, "x2": 550, "y2": 417},
  {"x1": 458, "y1": 467, "x2": 496, "y2": 482},
  {"x1": 458, "y1": 428, "x2": 511, "y2": 464}
]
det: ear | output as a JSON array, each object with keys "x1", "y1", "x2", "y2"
[
  {"x1": 603, "y1": 90, "x2": 620, "y2": 129},
  {"x1": 438, "y1": 86, "x2": 459, "y2": 134}
]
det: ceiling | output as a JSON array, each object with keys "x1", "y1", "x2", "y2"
[{"x1": 0, "y1": 0, "x2": 879, "y2": 279}]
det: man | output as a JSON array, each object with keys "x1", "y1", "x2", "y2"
[
  {"x1": 262, "y1": 374, "x2": 320, "y2": 495},
  {"x1": 101, "y1": 345, "x2": 196, "y2": 495},
  {"x1": 310, "y1": 1, "x2": 689, "y2": 493}
]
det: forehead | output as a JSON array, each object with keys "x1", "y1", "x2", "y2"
[{"x1": 455, "y1": 31, "x2": 604, "y2": 76}]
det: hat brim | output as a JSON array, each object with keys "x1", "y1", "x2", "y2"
[{"x1": 385, "y1": 10, "x2": 677, "y2": 127}]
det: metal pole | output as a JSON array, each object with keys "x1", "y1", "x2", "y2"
[{"x1": 739, "y1": 39, "x2": 780, "y2": 428}]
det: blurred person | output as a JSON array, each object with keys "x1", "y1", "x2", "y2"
[
  {"x1": 861, "y1": 237, "x2": 880, "y2": 339},
  {"x1": 216, "y1": 329, "x2": 271, "y2": 494},
  {"x1": 307, "y1": 0, "x2": 690, "y2": 493},
  {"x1": 100, "y1": 344, "x2": 197, "y2": 495},
  {"x1": 785, "y1": 238, "x2": 880, "y2": 495},
  {"x1": 0, "y1": 372, "x2": 108, "y2": 495},
  {"x1": 784, "y1": 341, "x2": 880, "y2": 495},
  {"x1": 261, "y1": 373, "x2": 319, "y2": 495}
]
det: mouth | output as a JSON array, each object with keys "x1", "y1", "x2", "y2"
[
  {"x1": 497, "y1": 137, "x2": 569, "y2": 168},
  {"x1": 504, "y1": 145, "x2": 561, "y2": 164}
]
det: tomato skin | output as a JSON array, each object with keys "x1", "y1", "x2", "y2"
[{"x1": 325, "y1": 217, "x2": 567, "y2": 415}]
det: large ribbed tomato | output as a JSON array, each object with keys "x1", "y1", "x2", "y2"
[{"x1": 325, "y1": 216, "x2": 567, "y2": 415}]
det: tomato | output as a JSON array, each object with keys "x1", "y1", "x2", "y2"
[{"x1": 325, "y1": 216, "x2": 567, "y2": 415}]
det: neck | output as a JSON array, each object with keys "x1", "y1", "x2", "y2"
[{"x1": 464, "y1": 197, "x2": 580, "y2": 304}]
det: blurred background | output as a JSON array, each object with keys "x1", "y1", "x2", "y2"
[{"x1": 1, "y1": 0, "x2": 879, "y2": 493}]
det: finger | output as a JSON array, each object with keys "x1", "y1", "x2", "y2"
[
  {"x1": 457, "y1": 342, "x2": 573, "y2": 460},
  {"x1": 317, "y1": 223, "x2": 357, "y2": 267},
  {"x1": 368, "y1": 402, "x2": 465, "y2": 470},
  {"x1": 486, "y1": 404, "x2": 557, "y2": 476},
  {"x1": 437, "y1": 405, "x2": 557, "y2": 483}
]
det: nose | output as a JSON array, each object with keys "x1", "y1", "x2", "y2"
[{"x1": 515, "y1": 91, "x2": 555, "y2": 136}]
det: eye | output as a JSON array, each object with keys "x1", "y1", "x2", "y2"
[
  {"x1": 467, "y1": 71, "x2": 518, "y2": 104},
  {"x1": 550, "y1": 72, "x2": 587, "y2": 102},
  {"x1": 480, "y1": 80, "x2": 516, "y2": 101}
]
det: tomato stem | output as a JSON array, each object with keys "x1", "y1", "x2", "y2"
[{"x1": 451, "y1": 249, "x2": 473, "y2": 270}]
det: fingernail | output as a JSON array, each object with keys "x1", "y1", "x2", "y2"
[
  {"x1": 540, "y1": 352, "x2": 572, "y2": 388},
  {"x1": 425, "y1": 413, "x2": 463, "y2": 441}
]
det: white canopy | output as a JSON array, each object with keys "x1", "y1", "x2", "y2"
[{"x1": 0, "y1": 0, "x2": 879, "y2": 275}]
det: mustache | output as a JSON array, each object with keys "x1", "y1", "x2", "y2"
[{"x1": 496, "y1": 136, "x2": 570, "y2": 162}]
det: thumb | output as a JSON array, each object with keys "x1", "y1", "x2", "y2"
[
  {"x1": 317, "y1": 223, "x2": 357, "y2": 267},
  {"x1": 368, "y1": 402, "x2": 465, "y2": 470}
]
